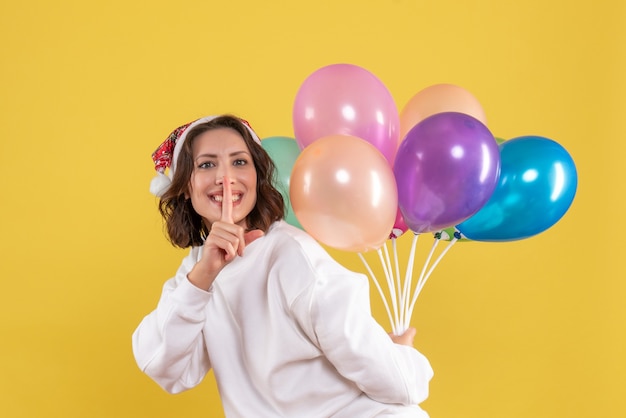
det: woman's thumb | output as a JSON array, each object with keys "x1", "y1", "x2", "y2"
[{"x1": 244, "y1": 229, "x2": 265, "y2": 246}]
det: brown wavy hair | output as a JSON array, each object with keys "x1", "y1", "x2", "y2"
[{"x1": 158, "y1": 115, "x2": 285, "y2": 248}]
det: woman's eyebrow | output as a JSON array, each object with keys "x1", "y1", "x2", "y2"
[{"x1": 195, "y1": 150, "x2": 251, "y2": 160}]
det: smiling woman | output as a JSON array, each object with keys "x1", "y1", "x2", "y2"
[
  {"x1": 132, "y1": 114, "x2": 434, "y2": 417},
  {"x1": 152, "y1": 115, "x2": 280, "y2": 248},
  {"x1": 187, "y1": 129, "x2": 258, "y2": 228}
]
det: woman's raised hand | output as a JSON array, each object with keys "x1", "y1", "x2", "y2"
[{"x1": 187, "y1": 176, "x2": 264, "y2": 290}]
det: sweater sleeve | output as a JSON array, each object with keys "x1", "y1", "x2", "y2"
[
  {"x1": 305, "y1": 271, "x2": 434, "y2": 406},
  {"x1": 132, "y1": 248, "x2": 212, "y2": 394}
]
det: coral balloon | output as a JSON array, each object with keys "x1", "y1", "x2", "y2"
[
  {"x1": 261, "y1": 136, "x2": 303, "y2": 230},
  {"x1": 290, "y1": 135, "x2": 397, "y2": 252},
  {"x1": 399, "y1": 84, "x2": 487, "y2": 141},
  {"x1": 293, "y1": 63, "x2": 400, "y2": 165},
  {"x1": 457, "y1": 136, "x2": 578, "y2": 241},
  {"x1": 394, "y1": 112, "x2": 501, "y2": 234}
]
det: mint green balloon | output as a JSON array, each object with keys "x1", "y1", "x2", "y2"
[{"x1": 261, "y1": 136, "x2": 303, "y2": 229}]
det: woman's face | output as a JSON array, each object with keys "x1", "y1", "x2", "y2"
[{"x1": 187, "y1": 128, "x2": 257, "y2": 228}]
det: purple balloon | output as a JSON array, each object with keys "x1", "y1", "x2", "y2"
[
  {"x1": 394, "y1": 112, "x2": 501, "y2": 233},
  {"x1": 293, "y1": 63, "x2": 400, "y2": 164}
]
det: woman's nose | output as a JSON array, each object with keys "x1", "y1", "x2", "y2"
[{"x1": 216, "y1": 171, "x2": 234, "y2": 185}]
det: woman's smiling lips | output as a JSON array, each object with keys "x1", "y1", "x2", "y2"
[{"x1": 210, "y1": 192, "x2": 243, "y2": 203}]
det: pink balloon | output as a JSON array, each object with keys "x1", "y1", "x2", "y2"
[
  {"x1": 390, "y1": 207, "x2": 408, "y2": 239},
  {"x1": 290, "y1": 135, "x2": 397, "y2": 252},
  {"x1": 293, "y1": 63, "x2": 400, "y2": 165}
]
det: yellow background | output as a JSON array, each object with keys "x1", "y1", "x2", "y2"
[{"x1": 1, "y1": 0, "x2": 624, "y2": 417}]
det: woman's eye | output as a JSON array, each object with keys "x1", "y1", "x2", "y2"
[
  {"x1": 198, "y1": 161, "x2": 215, "y2": 169},
  {"x1": 233, "y1": 159, "x2": 247, "y2": 166}
]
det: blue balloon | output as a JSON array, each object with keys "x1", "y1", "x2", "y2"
[{"x1": 457, "y1": 135, "x2": 577, "y2": 241}]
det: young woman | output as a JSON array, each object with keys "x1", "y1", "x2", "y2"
[{"x1": 132, "y1": 115, "x2": 434, "y2": 417}]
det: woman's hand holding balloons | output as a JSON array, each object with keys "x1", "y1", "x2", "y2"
[
  {"x1": 188, "y1": 177, "x2": 264, "y2": 291},
  {"x1": 389, "y1": 327, "x2": 417, "y2": 347}
]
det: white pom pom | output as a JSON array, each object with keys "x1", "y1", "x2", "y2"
[{"x1": 150, "y1": 172, "x2": 171, "y2": 197}]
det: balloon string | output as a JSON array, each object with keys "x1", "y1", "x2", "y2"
[
  {"x1": 379, "y1": 244, "x2": 395, "y2": 329},
  {"x1": 378, "y1": 247, "x2": 400, "y2": 334},
  {"x1": 403, "y1": 236, "x2": 439, "y2": 330},
  {"x1": 401, "y1": 233, "x2": 419, "y2": 333},
  {"x1": 406, "y1": 237, "x2": 458, "y2": 324},
  {"x1": 392, "y1": 239, "x2": 403, "y2": 330},
  {"x1": 381, "y1": 244, "x2": 398, "y2": 316},
  {"x1": 358, "y1": 253, "x2": 396, "y2": 335},
  {"x1": 416, "y1": 239, "x2": 440, "y2": 298}
]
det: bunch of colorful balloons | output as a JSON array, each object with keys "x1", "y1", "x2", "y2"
[{"x1": 262, "y1": 63, "x2": 578, "y2": 249}]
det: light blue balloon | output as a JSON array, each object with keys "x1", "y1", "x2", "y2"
[
  {"x1": 261, "y1": 136, "x2": 303, "y2": 229},
  {"x1": 457, "y1": 135, "x2": 577, "y2": 241}
]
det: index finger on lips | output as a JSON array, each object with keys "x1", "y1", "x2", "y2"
[{"x1": 221, "y1": 175, "x2": 233, "y2": 223}]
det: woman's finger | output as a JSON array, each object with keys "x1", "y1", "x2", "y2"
[
  {"x1": 221, "y1": 175, "x2": 233, "y2": 223},
  {"x1": 206, "y1": 229, "x2": 239, "y2": 261}
]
